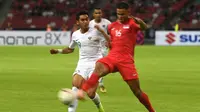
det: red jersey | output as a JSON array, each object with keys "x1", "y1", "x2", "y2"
[{"x1": 108, "y1": 18, "x2": 140, "y2": 57}]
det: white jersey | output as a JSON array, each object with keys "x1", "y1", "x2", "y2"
[
  {"x1": 69, "y1": 28, "x2": 103, "y2": 65},
  {"x1": 89, "y1": 18, "x2": 111, "y2": 56},
  {"x1": 69, "y1": 28, "x2": 103, "y2": 80},
  {"x1": 89, "y1": 18, "x2": 111, "y2": 41}
]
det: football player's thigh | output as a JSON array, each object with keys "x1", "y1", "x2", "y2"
[
  {"x1": 72, "y1": 69, "x2": 87, "y2": 88},
  {"x1": 97, "y1": 56, "x2": 115, "y2": 74},
  {"x1": 117, "y1": 62, "x2": 139, "y2": 81},
  {"x1": 72, "y1": 74, "x2": 86, "y2": 88}
]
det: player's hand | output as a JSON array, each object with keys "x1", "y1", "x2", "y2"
[
  {"x1": 94, "y1": 25, "x2": 104, "y2": 33},
  {"x1": 129, "y1": 15, "x2": 148, "y2": 30},
  {"x1": 50, "y1": 49, "x2": 58, "y2": 54},
  {"x1": 129, "y1": 15, "x2": 142, "y2": 24}
]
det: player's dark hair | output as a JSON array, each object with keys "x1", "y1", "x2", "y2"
[
  {"x1": 94, "y1": 7, "x2": 101, "y2": 10},
  {"x1": 116, "y1": 1, "x2": 129, "y2": 9},
  {"x1": 76, "y1": 10, "x2": 89, "y2": 20}
]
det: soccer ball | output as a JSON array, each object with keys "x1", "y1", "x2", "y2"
[{"x1": 57, "y1": 88, "x2": 76, "y2": 105}]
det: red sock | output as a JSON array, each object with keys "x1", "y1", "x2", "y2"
[
  {"x1": 138, "y1": 92, "x2": 155, "y2": 112},
  {"x1": 82, "y1": 73, "x2": 100, "y2": 91}
]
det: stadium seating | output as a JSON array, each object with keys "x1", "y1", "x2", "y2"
[
  {"x1": 1, "y1": 0, "x2": 200, "y2": 30},
  {"x1": 1, "y1": 0, "x2": 96, "y2": 30},
  {"x1": 177, "y1": 1, "x2": 200, "y2": 29}
]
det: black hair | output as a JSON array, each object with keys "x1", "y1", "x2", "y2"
[
  {"x1": 116, "y1": 1, "x2": 129, "y2": 9},
  {"x1": 76, "y1": 10, "x2": 89, "y2": 20},
  {"x1": 94, "y1": 7, "x2": 101, "y2": 10}
]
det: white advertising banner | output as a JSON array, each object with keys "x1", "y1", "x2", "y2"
[
  {"x1": 155, "y1": 31, "x2": 200, "y2": 46},
  {"x1": 0, "y1": 31, "x2": 71, "y2": 46}
]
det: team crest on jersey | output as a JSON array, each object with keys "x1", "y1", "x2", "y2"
[
  {"x1": 88, "y1": 36, "x2": 99, "y2": 42},
  {"x1": 123, "y1": 25, "x2": 130, "y2": 29}
]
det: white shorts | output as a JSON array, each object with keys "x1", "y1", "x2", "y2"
[
  {"x1": 73, "y1": 62, "x2": 102, "y2": 82},
  {"x1": 73, "y1": 66, "x2": 94, "y2": 80}
]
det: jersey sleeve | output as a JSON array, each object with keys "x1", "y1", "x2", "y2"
[
  {"x1": 106, "y1": 19, "x2": 111, "y2": 25},
  {"x1": 89, "y1": 21, "x2": 93, "y2": 28},
  {"x1": 68, "y1": 33, "x2": 77, "y2": 49}
]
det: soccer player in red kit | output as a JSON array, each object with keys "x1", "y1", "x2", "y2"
[{"x1": 77, "y1": 2, "x2": 155, "y2": 112}]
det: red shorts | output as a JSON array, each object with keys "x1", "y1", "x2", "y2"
[{"x1": 97, "y1": 55, "x2": 138, "y2": 81}]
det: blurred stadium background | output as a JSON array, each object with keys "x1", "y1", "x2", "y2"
[
  {"x1": 1, "y1": 0, "x2": 200, "y2": 41},
  {"x1": 0, "y1": 0, "x2": 200, "y2": 112}
]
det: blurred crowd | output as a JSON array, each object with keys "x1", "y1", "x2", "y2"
[{"x1": 1, "y1": 0, "x2": 200, "y2": 39}]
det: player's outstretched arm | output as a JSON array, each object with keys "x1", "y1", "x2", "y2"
[
  {"x1": 129, "y1": 16, "x2": 148, "y2": 30},
  {"x1": 50, "y1": 47, "x2": 74, "y2": 54},
  {"x1": 94, "y1": 25, "x2": 110, "y2": 43}
]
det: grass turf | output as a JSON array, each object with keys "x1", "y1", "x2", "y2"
[{"x1": 0, "y1": 46, "x2": 200, "y2": 112}]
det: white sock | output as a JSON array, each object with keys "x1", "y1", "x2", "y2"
[
  {"x1": 99, "y1": 78, "x2": 104, "y2": 87},
  {"x1": 92, "y1": 93, "x2": 101, "y2": 108},
  {"x1": 68, "y1": 87, "x2": 78, "y2": 112}
]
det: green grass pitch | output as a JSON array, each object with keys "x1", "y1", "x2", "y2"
[{"x1": 0, "y1": 46, "x2": 200, "y2": 112}]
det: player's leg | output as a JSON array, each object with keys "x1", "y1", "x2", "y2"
[
  {"x1": 87, "y1": 83, "x2": 105, "y2": 112},
  {"x1": 82, "y1": 62, "x2": 110, "y2": 92},
  {"x1": 126, "y1": 79, "x2": 155, "y2": 112},
  {"x1": 118, "y1": 62, "x2": 155, "y2": 112},
  {"x1": 98, "y1": 44, "x2": 109, "y2": 93},
  {"x1": 68, "y1": 74, "x2": 85, "y2": 112},
  {"x1": 98, "y1": 78, "x2": 107, "y2": 93},
  {"x1": 78, "y1": 57, "x2": 114, "y2": 99}
]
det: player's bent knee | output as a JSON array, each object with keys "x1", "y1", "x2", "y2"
[
  {"x1": 129, "y1": 87, "x2": 142, "y2": 97},
  {"x1": 125, "y1": 79, "x2": 142, "y2": 97},
  {"x1": 133, "y1": 90, "x2": 142, "y2": 97},
  {"x1": 72, "y1": 74, "x2": 85, "y2": 88}
]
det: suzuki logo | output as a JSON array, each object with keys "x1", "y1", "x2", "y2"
[{"x1": 166, "y1": 33, "x2": 176, "y2": 44}]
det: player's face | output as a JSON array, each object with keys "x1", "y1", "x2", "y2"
[
  {"x1": 117, "y1": 8, "x2": 129, "y2": 23},
  {"x1": 93, "y1": 9, "x2": 102, "y2": 20},
  {"x1": 77, "y1": 15, "x2": 90, "y2": 29}
]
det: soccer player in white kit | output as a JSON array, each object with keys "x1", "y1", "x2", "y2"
[
  {"x1": 50, "y1": 11, "x2": 109, "y2": 112},
  {"x1": 89, "y1": 8, "x2": 111, "y2": 93}
]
